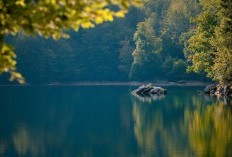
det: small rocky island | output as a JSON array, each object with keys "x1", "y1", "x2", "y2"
[
  {"x1": 132, "y1": 84, "x2": 167, "y2": 97},
  {"x1": 202, "y1": 84, "x2": 232, "y2": 96}
]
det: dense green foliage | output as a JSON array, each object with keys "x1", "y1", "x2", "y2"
[
  {"x1": 0, "y1": 0, "x2": 141, "y2": 83},
  {"x1": 130, "y1": 0, "x2": 203, "y2": 81},
  {"x1": 1, "y1": 9, "x2": 143, "y2": 83},
  {"x1": 184, "y1": 0, "x2": 232, "y2": 84},
  {"x1": 4, "y1": 0, "x2": 230, "y2": 84}
]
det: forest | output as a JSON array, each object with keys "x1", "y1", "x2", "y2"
[{"x1": 0, "y1": 0, "x2": 231, "y2": 85}]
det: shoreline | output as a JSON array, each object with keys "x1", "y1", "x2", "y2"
[{"x1": 0, "y1": 81, "x2": 210, "y2": 87}]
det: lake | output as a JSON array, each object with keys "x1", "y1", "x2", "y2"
[{"x1": 0, "y1": 86, "x2": 232, "y2": 157}]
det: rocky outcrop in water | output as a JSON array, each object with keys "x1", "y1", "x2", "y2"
[
  {"x1": 204, "y1": 84, "x2": 217, "y2": 94},
  {"x1": 132, "y1": 84, "x2": 167, "y2": 97},
  {"x1": 215, "y1": 85, "x2": 232, "y2": 96},
  {"x1": 202, "y1": 84, "x2": 232, "y2": 96}
]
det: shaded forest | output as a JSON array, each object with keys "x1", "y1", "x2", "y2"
[{"x1": 2, "y1": 0, "x2": 229, "y2": 84}]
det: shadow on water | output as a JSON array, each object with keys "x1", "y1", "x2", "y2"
[{"x1": 0, "y1": 86, "x2": 232, "y2": 157}]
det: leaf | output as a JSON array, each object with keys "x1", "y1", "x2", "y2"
[
  {"x1": 15, "y1": 0, "x2": 25, "y2": 7},
  {"x1": 81, "y1": 21, "x2": 95, "y2": 28},
  {"x1": 115, "y1": 10, "x2": 127, "y2": 18}
]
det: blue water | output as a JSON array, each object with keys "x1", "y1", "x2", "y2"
[{"x1": 0, "y1": 86, "x2": 232, "y2": 157}]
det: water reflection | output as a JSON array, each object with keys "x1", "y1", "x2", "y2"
[
  {"x1": 185, "y1": 103, "x2": 232, "y2": 157},
  {"x1": 132, "y1": 94, "x2": 166, "y2": 103},
  {"x1": 200, "y1": 93, "x2": 232, "y2": 105},
  {"x1": 0, "y1": 86, "x2": 232, "y2": 157},
  {"x1": 0, "y1": 141, "x2": 6, "y2": 156},
  {"x1": 13, "y1": 126, "x2": 45, "y2": 157},
  {"x1": 132, "y1": 92, "x2": 194, "y2": 157},
  {"x1": 0, "y1": 86, "x2": 138, "y2": 157},
  {"x1": 132, "y1": 88, "x2": 232, "y2": 157}
]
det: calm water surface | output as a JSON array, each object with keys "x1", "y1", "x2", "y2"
[{"x1": 0, "y1": 86, "x2": 232, "y2": 157}]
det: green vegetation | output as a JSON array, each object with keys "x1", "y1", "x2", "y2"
[
  {"x1": 130, "y1": 0, "x2": 202, "y2": 81},
  {"x1": 184, "y1": 0, "x2": 232, "y2": 84},
  {"x1": 3, "y1": 9, "x2": 143, "y2": 83},
  {"x1": 131, "y1": 0, "x2": 232, "y2": 84},
  {"x1": 1, "y1": 0, "x2": 231, "y2": 84},
  {"x1": 0, "y1": 0, "x2": 141, "y2": 83}
]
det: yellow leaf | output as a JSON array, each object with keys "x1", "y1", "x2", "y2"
[
  {"x1": 103, "y1": 13, "x2": 113, "y2": 21},
  {"x1": 95, "y1": 17, "x2": 104, "y2": 24},
  {"x1": 15, "y1": 0, "x2": 25, "y2": 7},
  {"x1": 115, "y1": 10, "x2": 127, "y2": 18},
  {"x1": 81, "y1": 22, "x2": 94, "y2": 28}
]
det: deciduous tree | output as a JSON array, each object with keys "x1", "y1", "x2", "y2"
[{"x1": 0, "y1": 0, "x2": 141, "y2": 83}]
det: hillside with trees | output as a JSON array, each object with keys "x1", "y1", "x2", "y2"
[
  {"x1": 184, "y1": 0, "x2": 232, "y2": 85},
  {"x1": 1, "y1": 0, "x2": 231, "y2": 84}
]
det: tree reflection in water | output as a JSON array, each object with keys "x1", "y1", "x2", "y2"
[
  {"x1": 0, "y1": 141, "x2": 6, "y2": 156},
  {"x1": 0, "y1": 86, "x2": 140, "y2": 157},
  {"x1": 13, "y1": 126, "x2": 45, "y2": 157},
  {"x1": 132, "y1": 91, "x2": 232, "y2": 157},
  {"x1": 185, "y1": 102, "x2": 232, "y2": 157},
  {"x1": 132, "y1": 94, "x2": 166, "y2": 103},
  {"x1": 0, "y1": 87, "x2": 232, "y2": 157}
]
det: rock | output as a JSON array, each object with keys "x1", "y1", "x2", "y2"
[
  {"x1": 132, "y1": 84, "x2": 167, "y2": 97},
  {"x1": 221, "y1": 85, "x2": 232, "y2": 96},
  {"x1": 210, "y1": 90, "x2": 216, "y2": 95},
  {"x1": 150, "y1": 87, "x2": 167, "y2": 95},
  {"x1": 143, "y1": 86, "x2": 154, "y2": 95},
  {"x1": 217, "y1": 86, "x2": 224, "y2": 94},
  {"x1": 134, "y1": 86, "x2": 146, "y2": 95},
  {"x1": 202, "y1": 84, "x2": 232, "y2": 97},
  {"x1": 204, "y1": 84, "x2": 217, "y2": 94},
  {"x1": 134, "y1": 85, "x2": 151, "y2": 95},
  {"x1": 215, "y1": 90, "x2": 221, "y2": 95},
  {"x1": 212, "y1": 84, "x2": 232, "y2": 96}
]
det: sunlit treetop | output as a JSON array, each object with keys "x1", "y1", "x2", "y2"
[
  {"x1": 0, "y1": 0, "x2": 142, "y2": 83},
  {"x1": 185, "y1": 0, "x2": 232, "y2": 84}
]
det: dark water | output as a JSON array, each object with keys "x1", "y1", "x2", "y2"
[{"x1": 0, "y1": 86, "x2": 232, "y2": 157}]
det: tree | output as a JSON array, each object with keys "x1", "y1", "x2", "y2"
[
  {"x1": 129, "y1": 0, "x2": 203, "y2": 81},
  {"x1": 185, "y1": 0, "x2": 232, "y2": 84},
  {"x1": 0, "y1": 0, "x2": 141, "y2": 83},
  {"x1": 212, "y1": 0, "x2": 232, "y2": 84},
  {"x1": 162, "y1": 0, "x2": 201, "y2": 42},
  {"x1": 129, "y1": 15, "x2": 163, "y2": 81}
]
